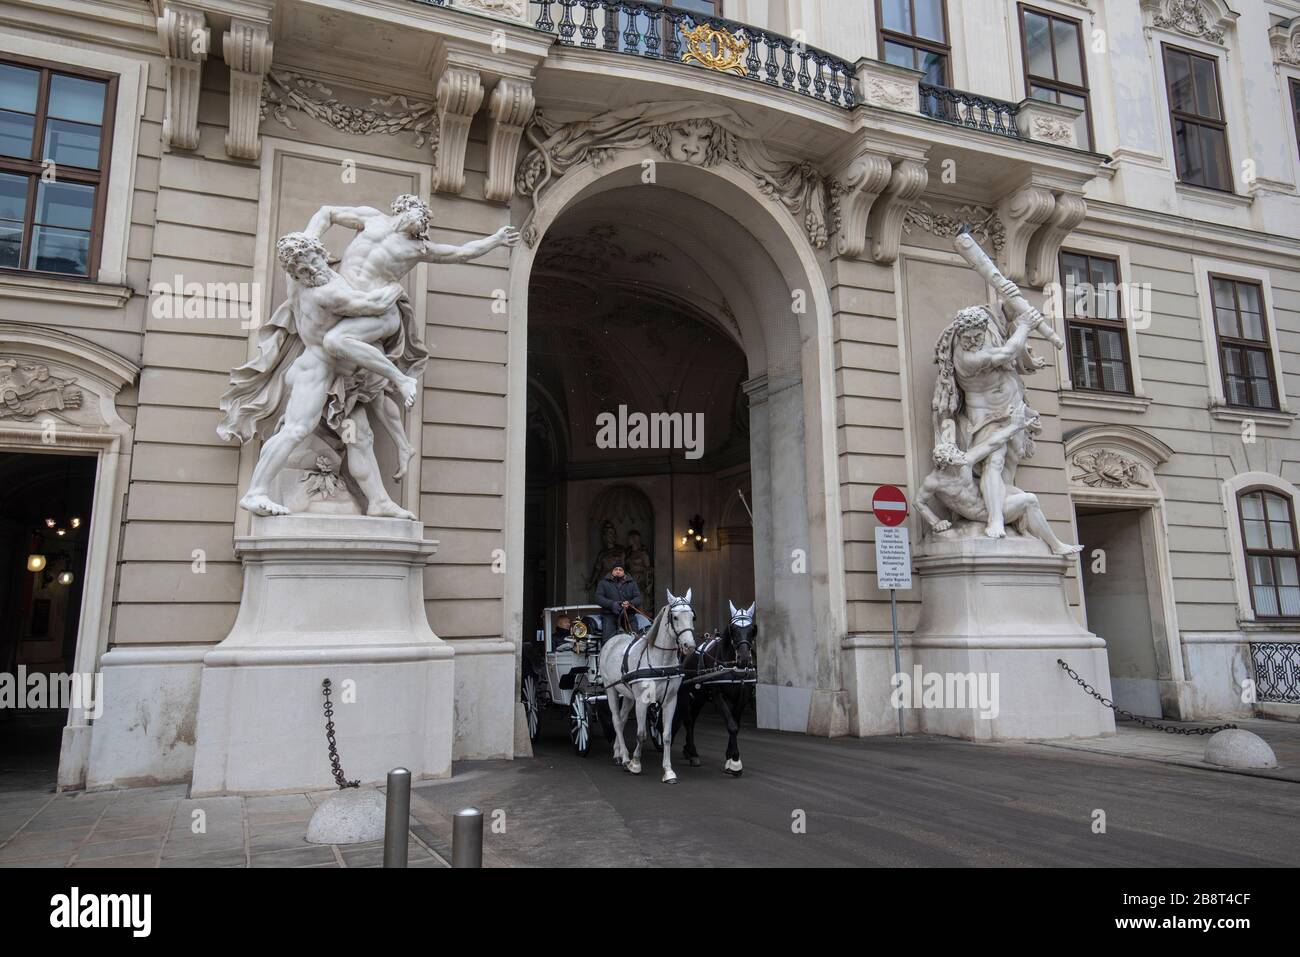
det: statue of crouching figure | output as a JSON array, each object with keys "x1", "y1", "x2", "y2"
[{"x1": 915, "y1": 404, "x2": 1083, "y2": 558}]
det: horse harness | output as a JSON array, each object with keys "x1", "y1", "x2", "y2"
[
  {"x1": 684, "y1": 612, "x2": 758, "y2": 689},
  {"x1": 607, "y1": 597, "x2": 696, "y2": 692}
]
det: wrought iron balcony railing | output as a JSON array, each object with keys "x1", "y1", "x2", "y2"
[
  {"x1": 918, "y1": 83, "x2": 1021, "y2": 139},
  {"x1": 530, "y1": 1, "x2": 856, "y2": 110}
]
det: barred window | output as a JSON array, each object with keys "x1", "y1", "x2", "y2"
[
  {"x1": 0, "y1": 57, "x2": 116, "y2": 277},
  {"x1": 1212, "y1": 275, "x2": 1277, "y2": 411},
  {"x1": 1239, "y1": 489, "x2": 1300, "y2": 618},
  {"x1": 1060, "y1": 250, "x2": 1131, "y2": 394}
]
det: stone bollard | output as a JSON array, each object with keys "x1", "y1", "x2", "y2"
[{"x1": 1204, "y1": 729, "x2": 1278, "y2": 769}]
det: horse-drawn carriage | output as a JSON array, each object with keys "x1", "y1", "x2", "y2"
[
  {"x1": 521, "y1": 604, "x2": 616, "y2": 756},
  {"x1": 521, "y1": 597, "x2": 758, "y2": 777}
]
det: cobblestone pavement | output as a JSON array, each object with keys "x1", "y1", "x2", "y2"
[{"x1": 1, "y1": 714, "x2": 1296, "y2": 867}]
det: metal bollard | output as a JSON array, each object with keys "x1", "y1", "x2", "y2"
[
  {"x1": 451, "y1": 806, "x2": 483, "y2": 868},
  {"x1": 383, "y1": 767, "x2": 411, "y2": 868}
]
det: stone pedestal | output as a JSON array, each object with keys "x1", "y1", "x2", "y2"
[
  {"x1": 190, "y1": 514, "x2": 453, "y2": 796},
  {"x1": 909, "y1": 535, "x2": 1115, "y2": 741}
]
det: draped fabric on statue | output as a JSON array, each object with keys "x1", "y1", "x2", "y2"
[{"x1": 217, "y1": 292, "x2": 427, "y2": 443}]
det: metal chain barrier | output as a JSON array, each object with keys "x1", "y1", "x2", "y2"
[
  {"x1": 322, "y1": 678, "x2": 359, "y2": 789},
  {"x1": 1057, "y1": 659, "x2": 1237, "y2": 736}
]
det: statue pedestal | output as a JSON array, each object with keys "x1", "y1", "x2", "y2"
[
  {"x1": 190, "y1": 515, "x2": 453, "y2": 796},
  {"x1": 909, "y1": 535, "x2": 1115, "y2": 741}
]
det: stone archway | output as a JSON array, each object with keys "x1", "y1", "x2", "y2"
[{"x1": 505, "y1": 146, "x2": 849, "y2": 741}]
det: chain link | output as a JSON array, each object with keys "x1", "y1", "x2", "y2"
[
  {"x1": 322, "y1": 678, "x2": 359, "y2": 789},
  {"x1": 1057, "y1": 659, "x2": 1237, "y2": 736}
]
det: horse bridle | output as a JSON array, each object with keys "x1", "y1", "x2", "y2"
[
  {"x1": 724, "y1": 613, "x2": 754, "y2": 665},
  {"x1": 658, "y1": 597, "x2": 697, "y2": 654}
]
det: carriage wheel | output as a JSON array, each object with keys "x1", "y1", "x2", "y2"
[
  {"x1": 521, "y1": 670, "x2": 541, "y2": 743},
  {"x1": 569, "y1": 694, "x2": 591, "y2": 757},
  {"x1": 647, "y1": 703, "x2": 664, "y2": 753}
]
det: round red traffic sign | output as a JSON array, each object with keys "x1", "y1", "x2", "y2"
[{"x1": 872, "y1": 485, "x2": 908, "y2": 526}]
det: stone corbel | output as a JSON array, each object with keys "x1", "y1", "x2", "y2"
[
  {"x1": 434, "y1": 66, "x2": 485, "y2": 195},
  {"x1": 832, "y1": 152, "x2": 893, "y2": 259},
  {"x1": 156, "y1": 4, "x2": 209, "y2": 151},
  {"x1": 1026, "y1": 191, "x2": 1087, "y2": 287},
  {"x1": 868, "y1": 160, "x2": 929, "y2": 264},
  {"x1": 223, "y1": 19, "x2": 274, "y2": 161},
  {"x1": 996, "y1": 185, "x2": 1057, "y2": 284},
  {"x1": 484, "y1": 77, "x2": 535, "y2": 202}
]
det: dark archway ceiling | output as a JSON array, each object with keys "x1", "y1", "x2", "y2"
[{"x1": 529, "y1": 220, "x2": 749, "y2": 470}]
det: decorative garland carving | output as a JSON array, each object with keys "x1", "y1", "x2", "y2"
[
  {"x1": 1151, "y1": 0, "x2": 1226, "y2": 45},
  {"x1": 1071, "y1": 449, "x2": 1149, "y2": 489},
  {"x1": 260, "y1": 70, "x2": 440, "y2": 153},
  {"x1": 1032, "y1": 116, "x2": 1074, "y2": 143},
  {"x1": 902, "y1": 201, "x2": 1006, "y2": 252},
  {"x1": 516, "y1": 102, "x2": 830, "y2": 249}
]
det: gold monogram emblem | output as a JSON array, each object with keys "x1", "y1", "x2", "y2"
[{"x1": 680, "y1": 23, "x2": 749, "y2": 77}]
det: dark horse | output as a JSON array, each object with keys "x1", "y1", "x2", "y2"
[{"x1": 674, "y1": 601, "x2": 756, "y2": 776}]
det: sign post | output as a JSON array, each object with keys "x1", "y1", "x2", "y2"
[{"x1": 872, "y1": 486, "x2": 912, "y2": 737}]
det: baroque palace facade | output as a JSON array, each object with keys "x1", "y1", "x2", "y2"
[{"x1": 2, "y1": 0, "x2": 1300, "y2": 791}]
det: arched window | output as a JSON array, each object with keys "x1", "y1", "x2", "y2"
[{"x1": 1238, "y1": 488, "x2": 1300, "y2": 618}]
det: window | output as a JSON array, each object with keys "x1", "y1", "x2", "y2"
[
  {"x1": 877, "y1": 0, "x2": 950, "y2": 86},
  {"x1": 1019, "y1": 5, "x2": 1092, "y2": 149},
  {"x1": 1291, "y1": 78, "x2": 1300, "y2": 160},
  {"x1": 1059, "y1": 250, "x2": 1131, "y2": 394},
  {"x1": 1162, "y1": 45, "x2": 1231, "y2": 191},
  {"x1": 1211, "y1": 275, "x2": 1277, "y2": 410},
  {"x1": 0, "y1": 57, "x2": 115, "y2": 277},
  {"x1": 1238, "y1": 488, "x2": 1300, "y2": 618}
]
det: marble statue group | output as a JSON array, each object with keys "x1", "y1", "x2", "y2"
[
  {"x1": 217, "y1": 194, "x2": 518, "y2": 518},
  {"x1": 915, "y1": 234, "x2": 1084, "y2": 558}
]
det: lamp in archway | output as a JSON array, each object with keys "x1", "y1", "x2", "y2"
[{"x1": 681, "y1": 514, "x2": 708, "y2": 551}]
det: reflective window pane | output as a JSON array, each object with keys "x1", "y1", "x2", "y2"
[
  {"x1": 43, "y1": 118, "x2": 101, "y2": 169},
  {"x1": 882, "y1": 0, "x2": 910, "y2": 34},
  {"x1": 28, "y1": 223, "x2": 90, "y2": 274},
  {"x1": 919, "y1": 51, "x2": 946, "y2": 86},
  {"x1": 0, "y1": 63, "x2": 38, "y2": 114},
  {"x1": 1199, "y1": 126, "x2": 1229, "y2": 190},
  {"x1": 1191, "y1": 56, "x2": 1220, "y2": 119},
  {"x1": 1212, "y1": 277, "x2": 1236, "y2": 310},
  {"x1": 0, "y1": 220, "x2": 19, "y2": 267},
  {"x1": 34, "y1": 180, "x2": 95, "y2": 230},
  {"x1": 1265, "y1": 493, "x2": 1290, "y2": 522},
  {"x1": 883, "y1": 40, "x2": 914, "y2": 69},
  {"x1": 1024, "y1": 12, "x2": 1053, "y2": 78},
  {"x1": 1242, "y1": 492, "x2": 1265, "y2": 521},
  {"x1": 1244, "y1": 518, "x2": 1269, "y2": 549},
  {"x1": 0, "y1": 108, "x2": 34, "y2": 159},
  {"x1": 47, "y1": 74, "x2": 106, "y2": 125},
  {"x1": 1165, "y1": 50, "x2": 1193, "y2": 112},
  {"x1": 1237, "y1": 283, "x2": 1262, "y2": 316},
  {"x1": 1052, "y1": 19, "x2": 1083, "y2": 86},
  {"x1": 1253, "y1": 583, "x2": 1279, "y2": 617},
  {"x1": 0, "y1": 170, "x2": 27, "y2": 221},
  {"x1": 915, "y1": 0, "x2": 945, "y2": 42}
]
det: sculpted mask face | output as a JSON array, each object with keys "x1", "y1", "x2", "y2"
[{"x1": 666, "y1": 121, "x2": 715, "y2": 165}]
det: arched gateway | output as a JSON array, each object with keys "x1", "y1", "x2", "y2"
[{"x1": 506, "y1": 146, "x2": 850, "y2": 738}]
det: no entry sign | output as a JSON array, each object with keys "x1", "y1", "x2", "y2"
[{"x1": 872, "y1": 485, "x2": 908, "y2": 526}]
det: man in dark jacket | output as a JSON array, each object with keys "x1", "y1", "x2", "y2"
[{"x1": 595, "y1": 564, "x2": 644, "y2": 638}]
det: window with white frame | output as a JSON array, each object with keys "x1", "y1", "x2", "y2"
[
  {"x1": 1224, "y1": 473, "x2": 1300, "y2": 623},
  {"x1": 1192, "y1": 258, "x2": 1288, "y2": 416}
]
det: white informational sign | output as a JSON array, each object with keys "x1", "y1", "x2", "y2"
[{"x1": 875, "y1": 526, "x2": 913, "y2": 591}]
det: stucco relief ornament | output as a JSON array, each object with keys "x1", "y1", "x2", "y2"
[
  {"x1": 1032, "y1": 116, "x2": 1074, "y2": 143},
  {"x1": 914, "y1": 233, "x2": 1083, "y2": 558},
  {"x1": 867, "y1": 77, "x2": 914, "y2": 109},
  {"x1": 515, "y1": 102, "x2": 830, "y2": 249},
  {"x1": 1151, "y1": 0, "x2": 1225, "y2": 45},
  {"x1": 260, "y1": 70, "x2": 440, "y2": 152},
  {"x1": 0, "y1": 359, "x2": 81, "y2": 420},
  {"x1": 1071, "y1": 449, "x2": 1149, "y2": 489},
  {"x1": 902, "y1": 201, "x2": 1006, "y2": 252}
]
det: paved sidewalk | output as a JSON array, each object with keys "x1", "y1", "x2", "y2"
[
  {"x1": 1035, "y1": 716, "x2": 1300, "y2": 782},
  {"x1": 0, "y1": 784, "x2": 449, "y2": 868}
]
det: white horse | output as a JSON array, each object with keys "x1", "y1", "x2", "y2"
[{"x1": 599, "y1": 588, "x2": 697, "y2": 783}]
